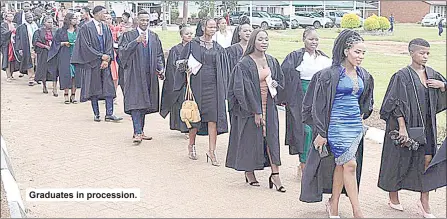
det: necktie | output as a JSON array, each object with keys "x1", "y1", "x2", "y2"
[{"x1": 97, "y1": 23, "x2": 102, "y2": 35}]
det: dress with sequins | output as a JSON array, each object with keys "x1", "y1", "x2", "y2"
[{"x1": 327, "y1": 68, "x2": 365, "y2": 165}]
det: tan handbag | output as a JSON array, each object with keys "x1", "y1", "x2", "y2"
[{"x1": 180, "y1": 68, "x2": 201, "y2": 128}]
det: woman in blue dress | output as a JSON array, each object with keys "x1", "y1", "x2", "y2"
[{"x1": 299, "y1": 29, "x2": 374, "y2": 218}]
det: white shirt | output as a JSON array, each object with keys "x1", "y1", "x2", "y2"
[
  {"x1": 25, "y1": 22, "x2": 38, "y2": 50},
  {"x1": 92, "y1": 19, "x2": 103, "y2": 35},
  {"x1": 212, "y1": 29, "x2": 233, "y2": 48},
  {"x1": 137, "y1": 27, "x2": 149, "y2": 44},
  {"x1": 296, "y1": 52, "x2": 332, "y2": 80}
]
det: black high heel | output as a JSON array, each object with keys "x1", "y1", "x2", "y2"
[
  {"x1": 70, "y1": 94, "x2": 77, "y2": 104},
  {"x1": 269, "y1": 173, "x2": 286, "y2": 192},
  {"x1": 245, "y1": 172, "x2": 260, "y2": 187},
  {"x1": 64, "y1": 94, "x2": 70, "y2": 104}
]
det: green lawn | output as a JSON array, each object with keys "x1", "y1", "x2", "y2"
[{"x1": 153, "y1": 23, "x2": 446, "y2": 140}]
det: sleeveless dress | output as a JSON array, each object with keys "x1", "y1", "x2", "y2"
[
  {"x1": 259, "y1": 67, "x2": 271, "y2": 137},
  {"x1": 199, "y1": 43, "x2": 219, "y2": 122},
  {"x1": 327, "y1": 68, "x2": 365, "y2": 165}
]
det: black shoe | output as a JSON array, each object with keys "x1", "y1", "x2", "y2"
[
  {"x1": 94, "y1": 115, "x2": 101, "y2": 122},
  {"x1": 105, "y1": 115, "x2": 123, "y2": 122},
  {"x1": 269, "y1": 172, "x2": 286, "y2": 193},
  {"x1": 28, "y1": 82, "x2": 35, "y2": 86},
  {"x1": 37, "y1": 81, "x2": 41, "y2": 84}
]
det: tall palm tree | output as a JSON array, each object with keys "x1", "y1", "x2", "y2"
[{"x1": 182, "y1": 0, "x2": 188, "y2": 24}]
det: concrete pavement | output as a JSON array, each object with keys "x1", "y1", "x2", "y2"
[{"x1": 1, "y1": 72, "x2": 446, "y2": 218}]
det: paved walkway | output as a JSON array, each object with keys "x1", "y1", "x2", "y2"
[{"x1": 1, "y1": 72, "x2": 445, "y2": 218}]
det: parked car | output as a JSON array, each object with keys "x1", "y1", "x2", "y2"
[
  {"x1": 270, "y1": 13, "x2": 299, "y2": 29},
  {"x1": 229, "y1": 11, "x2": 245, "y2": 25},
  {"x1": 317, "y1": 10, "x2": 364, "y2": 27},
  {"x1": 421, "y1": 13, "x2": 442, "y2": 27},
  {"x1": 292, "y1": 11, "x2": 334, "y2": 28},
  {"x1": 239, "y1": 11, "x2": 284, "y2": 29}
]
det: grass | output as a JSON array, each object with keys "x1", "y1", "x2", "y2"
[{"x1": 153, "y1": 23, "x2": 446, "y2": 140}]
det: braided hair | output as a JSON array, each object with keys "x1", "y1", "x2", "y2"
[
  {"x1": 331, "y1": 29, "x2": 364, "y2": 66},
  {"x1": 302, "y1": 26, "x2": 316, "y2": 41}
]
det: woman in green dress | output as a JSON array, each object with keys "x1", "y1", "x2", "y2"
[
  {"x1": 48, "y1": 13, "x2": 81, "y2": 104},
  {"x1": 280, "y1": 27, "x2": 332, "y2": 177}
]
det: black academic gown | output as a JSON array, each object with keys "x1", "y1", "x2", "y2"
[
  {"x1": 160, "y1": 43, "x2": 186, "y2": 131},
  {"x1": 225, "y1": 55, "x2": 285, "y2": 171},
  {"x1": 280, "y1": 48, "x2": 329, "y2": 155},
  {"x1": 173, "y1": 38, "x2": 230, "y2": 136},
  {"x1": 48, "y1": 28, "x2": 82, "y2": 89},
  {"x1": 14, "y1": 23, "x2": 34, "y2": 72},
  {"x1": 32, "y1": 27, "x2": 56, "y2": 82},
  {"x1": 118, "y1": 29, "x2": 165, "y2": 115},
  {"x1": 71, "y1": 20, "x2": 115, "y2": 102},
  {"x1": 13, "y1": 11, "x2": 24, "y2": 25},
  {"x1": 225, "y1": 43, "x2": 244, "y2": 72},
  {"x1": 1, "y1": 22, "x2": 19, "y2": 71},
  {"x1": 378, "y1": 66, "x2": 446, "y2": 193},
  {"x1": 299, "y1": 66, "x2": 374, "y2": 203},
  {"x1": 423, "y1": 138, "x2": 446, "y2": 191}
]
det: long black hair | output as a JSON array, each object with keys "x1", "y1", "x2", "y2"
[
  {"x1": 331, "y1": 29, "x2": 363, "y2": 66},
  {"x1": 231, "y1": 20, "x2": 251, "y2": 45},
  {"x1": 63, "y1": 12, "x2": 76, "y2": 30},
  {"x1": 243, "y1": 29, "x2": 268, "y2": 56}
]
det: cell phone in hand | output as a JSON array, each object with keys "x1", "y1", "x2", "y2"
[{"x1": 319, "y1": 143, "x2": 329, "y2": 158}]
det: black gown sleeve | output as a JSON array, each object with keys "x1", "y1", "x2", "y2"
[
  {"x1": 379, "y1": 72, "x2": 410, "y2": 121},
  {"x1": 232, "y1": 63, "x2": 262, "y2": 115},
  {"x1": 312, "y1": 71, "x2": 330, "y2": 138}
]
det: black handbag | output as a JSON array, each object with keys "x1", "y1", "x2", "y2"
[{"x1": 406, "y1": 67, "x2": 427, "y2": 145}]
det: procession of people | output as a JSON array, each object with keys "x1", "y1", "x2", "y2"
[{"x1": 1, "y1": 3, "x2": 446, "y2": 218}]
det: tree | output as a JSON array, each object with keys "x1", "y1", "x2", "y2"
[
  {"x1": 221, "y1": 1, "x2": 238, "y2": 12},
  {"x1": 182, "y1": 0, "x2": 188, "y2": 24}
]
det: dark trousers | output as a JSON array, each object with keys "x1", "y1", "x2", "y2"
[
  {"x1": 389, "y1": 23, "x2": 394, "y2": 32},
  {"x1": 131, "y1": 109, "x2": 146, "y2": 135},
  {"x1": 91, "y1": 96, "x2": 113, "y2": 116}
]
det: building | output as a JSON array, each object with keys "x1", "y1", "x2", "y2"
[{"x1": 380, "y1": 1, "x2": 446, "y2": 23}]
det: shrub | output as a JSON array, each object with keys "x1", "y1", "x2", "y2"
[
  {"x1": 363, "y1": 14, "x2": 380, "y2": 31},
  {"x1": 378, "y1": 16, "x2": 391, "y2": 31},
  {"x1": 341, "y1": 13, "x2": 361, "y2": 29},
  {"x1": 171, "y1": 9, "x2": 179, "y2": 23},
  {"x1": 191, "y1": 12, "x2": 197, "y2": 19}
]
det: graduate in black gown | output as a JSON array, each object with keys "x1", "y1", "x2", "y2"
[
  {"x1": 14, "y1": 12, "x2": 39, "y2": 86},
  {"x1": 118, "y1": 10, "x2": 165, "y2": 144},
  {"x1": 378, "y1": 38, "x2": 446, "y2": 218},
  {"x1": 300, "y1": 30, "x2": 374, "y2": 218},
  {"x1": 225, "y1": 29, "x2": 286, "y2": 192},
  {"x1": 33, "y1": 16, "x2": 57, "y2": 94},
  {"x1": 225, "y1": 22, "x2": 252, "y2": 75},
  {"x1": 173, "y1": 18, "x2": 229, "y2": 165},
  {"x1": 48, "y1": 13, "x2": 82, "y2": 103},
  {"x1": 280, "y1": 27, "x2": 331, "y2": 177},
  {"x1": 1, "y1": 12, "x2": 19, "y2": 82},
  {"x1": 71, "y1": 6, "x2": 122, "y2": 122},
  {"x1": 160, "y1": 25, "x2": 194, "y2": 135},
  {"x1": 13, "y1": 2, "x2": 32, "y2": 25}
]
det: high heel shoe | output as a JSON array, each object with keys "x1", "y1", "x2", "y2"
[
  {"x1": 326, "y1": 199, "x2": 340, "y2": 218},
  {"x1": 388, "y1": 200, "x2": 404, "y2": 211},
  {"x1": 70, "y1": 94, "x2": 77, "y2": 104},
  {"x1": 188, "y1": 145, "x2": 197, "y2": 160},
  {"x1": 245, "y1": 172, "x2": 260, "y2": 187},
  {"x1": 417, "y1": 200, "x2": 436, "y2": 218},
  {"x1": 64, "y1": 94, "x2": 70, "y2": 104},
  {"x1": 269, "y1": 173, "x2": 286, "y2": 192},
  {"x1": 52, "y1": 90, "x2": 58, "y2": 97},
  {"x1": 205, "y1": 151, "x2": 220, "y2": 166},
  {"x1": 42, "y1": 86, "x2": 48, "y2": 94}
]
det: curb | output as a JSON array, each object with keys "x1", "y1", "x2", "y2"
[{"x1": 1, "y1": 136, "x2": 27, "y2": 218}]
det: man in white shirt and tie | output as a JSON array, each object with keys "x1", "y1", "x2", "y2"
[
  {"x1": 118, "y1": 10, "x2": 165, "y2": 143},
  {"x1": 71, "y1": 6, "x2": 122, "y2": 122}
]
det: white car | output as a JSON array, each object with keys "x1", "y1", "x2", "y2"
[
  {"x1": 292, "y1": 11, "x2": 334, "y2": 28},
  {"x1": 421, "y1": 13, "x2": 441, "y2": 27},
  {"x1": 240, "y1": 11, "x2": 284, "y2": 30}
]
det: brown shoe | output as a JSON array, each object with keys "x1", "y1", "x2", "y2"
[
  {"x1": 133, "y1": 134, "x2": 142, "y2": 144},
  {"x1": 141, "y1": 133, "x2": 152, "y2": 140}
]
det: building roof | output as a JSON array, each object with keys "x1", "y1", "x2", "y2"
[
  {"x1": 292, "y1": 1, "x2": 377, "y2": 9},
  {"x1": 425, "y1": 1, "x2": 447, "y2": 6}
]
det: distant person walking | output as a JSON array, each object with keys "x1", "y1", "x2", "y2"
[
  {"x1": 389, "y1": 14, "x2": 394, "y2": 32},
  {"x1": 438, "y1": 17, "x2": 444, "y2": 36}
]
